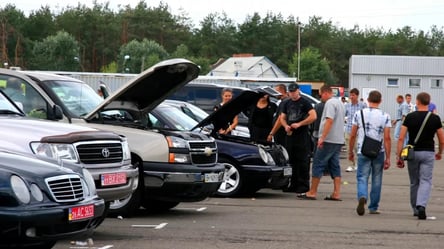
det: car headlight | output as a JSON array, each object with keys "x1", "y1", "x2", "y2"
[
  {"x1": 10, "y1": 175, "x2": 31, "y2": 204},
  {"x1": 258, "y1": 146, "x2": 276, "y2": 166},
  {"x1": 166, "y1": 136, "x2": 191, "y2": 163},
  {"x1": 29, "y1": 183, "x2": 44, "y2": 202},
  {"x1": 82, "y1": 169, "x2": 97, "y2": 196},
  {"x1": 30, "y1": 142, "x2": 79, "y2": 163},
  {"x1": 279, "y1": 145, "x2": 289, "y2": 162},
  {"x1": 166, "y1": 136, "x2": 188, "y2": 148},
  {"x1": 121, "y1": 139, "x2": 131, "y2": 161}
]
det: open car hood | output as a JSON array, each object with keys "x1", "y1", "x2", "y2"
[
  {"x1": 192, "y1": 86, "x2": 280, "y2": 131},
  {"x1": 84, "y1": 58, "x2": 200, "y2": 120}
]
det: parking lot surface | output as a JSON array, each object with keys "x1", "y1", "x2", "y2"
[{"x1": 54, "y1": 149, "x2": 444, "y2": 249}]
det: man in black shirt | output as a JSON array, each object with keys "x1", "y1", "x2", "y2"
[
  {"x1": 396, "y1": 92, "x2": 444, "y2": 219},
  {"x1": 279, "y1": 83, "x2": 317, "y2": 193}
]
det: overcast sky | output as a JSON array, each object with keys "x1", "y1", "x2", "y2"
[{"x1": 4, "y1": 0, "x2": 444, "y2": 32}]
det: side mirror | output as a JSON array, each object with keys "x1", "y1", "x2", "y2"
[{"x1": 48, "y1": 104, "x2": 63, "y2": 120}]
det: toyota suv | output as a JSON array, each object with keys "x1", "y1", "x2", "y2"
[{"x1": 0, "y1": 59, "x2": 224, "y2": 215}]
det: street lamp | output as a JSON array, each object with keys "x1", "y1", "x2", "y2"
[
  {"x1": 123, "y1": 55, "x2": 130, "y2": 73},
  {"x1": 297, "y1": 19, "x2": 301, "y2": 81}
]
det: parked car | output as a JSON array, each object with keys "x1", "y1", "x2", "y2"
[
  {"x1": 164, "y1": 99, "x2": 250, "y2": 137},
  {"x1": 0, "y1": 59, "x2": 223, "y2": 215},
  {"x1": 152, "y1": 89, "x2": 292, "y2": 197},
  {"x1": 0, "y1": 149, "x2": 105, "y2": 249},
  {"x1": 0, "y1": 86, "x2": 137, "y2": 218}
]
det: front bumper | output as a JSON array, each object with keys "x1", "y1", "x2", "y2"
[
  {"x1": 88, "y1": 165, "x2": 139, "y2": 202},
  {"x1": 241, "y1": 164, "x2": 292, "y2": 189},
  {"x1": 0, "y1": 197, "x2": 105, "y2": 243},
  {"x1": 142, "y1": 162, "x2": 225, "y2": 202}
]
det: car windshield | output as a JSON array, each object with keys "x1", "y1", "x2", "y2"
[
  {"x1": 152, "y1": 105, "x2": 199, "y2": 131},
  {"x1": 181, "y1": 102, "x2": 209, "y2": 122},
  {"x1": 45, "y1": 80, "x2": 103, "y2": 117}
]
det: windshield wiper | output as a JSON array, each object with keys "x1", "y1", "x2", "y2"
[{"x1": 0, "y1": 110, "x2": 25, "y2": 116}]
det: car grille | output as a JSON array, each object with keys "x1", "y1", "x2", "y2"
[
  {"x1": 46, "y1": 175, "x2": 85, "y2": 202},
  {"x1": 189, "y1": 141, "x2": 217, "y2": 165},
  {"x1": 267, "y1": 144, "x2": 288, "y2": 165},
  {"x1": 76, "y1": 141, "x2": 123, "y2": 164}
]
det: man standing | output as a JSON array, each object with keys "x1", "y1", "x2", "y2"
[
  {"x1": 396, "y1": 92, "x2": 444, "y2": 220},
  {"x1": 297, "y1": 85, "x2": 344, "y2": 200},
  {"x1": 344, "y1": 88, "x2": 367, "y2": 172},
  {"x1": 393, "y1": 95, "x2": 409, "y2": 146},
  {"x1": 279, "y1": 83, "x2": 316, "y2": 193},
  {"x1": 348, "y1": 90, "x2": 391, "y2": 216}
]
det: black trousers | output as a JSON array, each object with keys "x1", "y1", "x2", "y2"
[{"x1": 285, "y1": 131, "x2": 311, "y2": 192}]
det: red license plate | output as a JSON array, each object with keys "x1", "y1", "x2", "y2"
[
  {"x1": 69, "y1": 204, "x2": 94, "y2": 221},
  {"x1": 101, "y1": 172, "x2": 127, "y2": 186}
]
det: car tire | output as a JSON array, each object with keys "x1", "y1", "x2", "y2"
[
  {"x1": 141, "y1": 199, "x2": 180, "y2": 213},
  {"x1": 215, "y1": 158, "x2": 243, "y2": 197}
]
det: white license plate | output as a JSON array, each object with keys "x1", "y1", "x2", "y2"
[
  {"x1": 69, "y1": 204, "x2": 94, "y2": 221},
  {"x1": 283, "y1": 167, "x2": 292, "y2": 176},
  {"x1": 101, "y1": 172, "x2": 127, "y2": 186},
  {"x1": 204, "y1": 173, "x2": 220, "y2": 183}
]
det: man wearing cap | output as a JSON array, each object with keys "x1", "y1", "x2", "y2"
[{"x1": 279, "y1": 82, "x2": 317, "y2": 193}]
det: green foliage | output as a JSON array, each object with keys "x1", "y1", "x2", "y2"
[
  {"x1": 119, "y1": 39, "x2": 168, "y2": 73},
  {"x1": 30, "y1": 31, "x2": 80, "y2": 71},
  {"x1": 101, "y1": 61, "x2": 118, "y2": 73},
  {"x1": 289, "y1": 47, "x2": 335, "y2": 85},
  {"x1": 2, "y1": 2, "x2": 444, "y2": 87}
]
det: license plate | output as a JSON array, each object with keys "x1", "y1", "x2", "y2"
[
  {"x1": 69, "y1": 204, "x2": 94, "y2": 221},
  {"x1": 101, "y1": 172, "x2": 127, "y2": 186},
  {"x1": 204, "y1": 173, "x2": 220, "y2": 183},
  {"x1": 283, "y1": 167, "x2": 292, "y2": 176}
]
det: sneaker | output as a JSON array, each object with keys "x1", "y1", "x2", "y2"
[
  {"x1": 369, "y1": 210, "x2": 381, "y2": 214},
  {"x1": 356, "y1": 197, "x2": 366, "y2": 216},
  {"x1": 417, "y1": 206, "x2": 426, "y2": 220},
  {"x1": 353, "y1": 166, "x2": 358, "y2": 171},
  {"x1": 346, "y1": 166, "x2": 354, "y2": 172}
]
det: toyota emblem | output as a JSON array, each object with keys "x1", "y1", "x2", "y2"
[{"x1": 101, "y1": 148, "x2": 110, "y2": 158}]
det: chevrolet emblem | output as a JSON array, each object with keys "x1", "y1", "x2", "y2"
[{"x1": 204, "y1": 147, "x2": 213, "y2": 157}]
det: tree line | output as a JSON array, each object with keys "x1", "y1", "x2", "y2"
[{"x1": 1, "y1": 1, "x2": 444, "y2": 87}]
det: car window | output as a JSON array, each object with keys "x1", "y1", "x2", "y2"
[{"x1": 0, "y1": 75, "x2": 48, "y2": 118}]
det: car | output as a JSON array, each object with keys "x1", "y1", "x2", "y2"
[
  {"x1": 1, "y1": 59, "x2": 224, "y2": 215},
  {"x1": 0, "y1": 149, "x2": 105, "y2": 249},
  {"x1": 164, "y1": 99, "x2": 250, "y2": 137},
  {"x1": 152, "y1": 88, "x2": 292, "y2": 197},
  {"x1": 0, "y1": 75, "x2": 138, "y2": 218}
]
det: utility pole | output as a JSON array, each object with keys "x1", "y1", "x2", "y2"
[{"x1": 297, "y1": 17, "x2": 301, "y2": 82}]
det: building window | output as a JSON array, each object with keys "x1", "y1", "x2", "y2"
[
  {"x1": 431, "y1": 79, "x2": 442, "y2": 89},
  {"x1": 387, "y1": 78, "x2": 399, "y2": 87},
  {"x1": 409, "y1": 79, "x2": 421, "y2": 88}
]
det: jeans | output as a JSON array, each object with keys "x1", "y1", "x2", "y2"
[
  {"x1": 356, "y1": 152, "x2": 384, "y2": 211},
  {"x1": 394, "y1": 120, "x2": 408, "y2": 146},
  {"x1": 407, "y1": 151, "x2": 435, "y2": 212},
  {"x1": 311, "y1": 142, "x2": 342, "y2": 178}
]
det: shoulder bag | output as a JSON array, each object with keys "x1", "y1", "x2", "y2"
[
  {"x1": 401, "y1": 112, "x2": 432, "y2": 161},
  {"x1": 360, "y1": 109, "x2": 383, "y2": 158}
]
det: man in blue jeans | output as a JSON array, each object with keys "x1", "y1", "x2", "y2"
[
  {"x1": 348, "y1": 90, "x2": 391, "y2": 216},
  {"x1": 297, "y1": 85, "x2": 344, "y2": 200}
]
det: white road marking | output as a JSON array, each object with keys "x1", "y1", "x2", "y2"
[
  {"x1": 174, "y1": 206, "x2": 207, "y2": 212},
  {"x1": 131, "y1": 223, "x2": 168, "y2": 229}
]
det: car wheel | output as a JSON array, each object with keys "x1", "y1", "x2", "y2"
[
  {"x1": 216, "y1": 159, "x2": 243, "y2": 197},
  {"x1": 141, "y1": 199, "x2": 180, "y2": 213}
]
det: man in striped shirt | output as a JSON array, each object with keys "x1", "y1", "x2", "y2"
[{"x1": 344, "y1": 88, "x2": 367, "y2": 172}]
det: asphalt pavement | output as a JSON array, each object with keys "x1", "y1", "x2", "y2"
[{"x1": 54, "y1": 134, "x2": 444, "y2": 249}]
